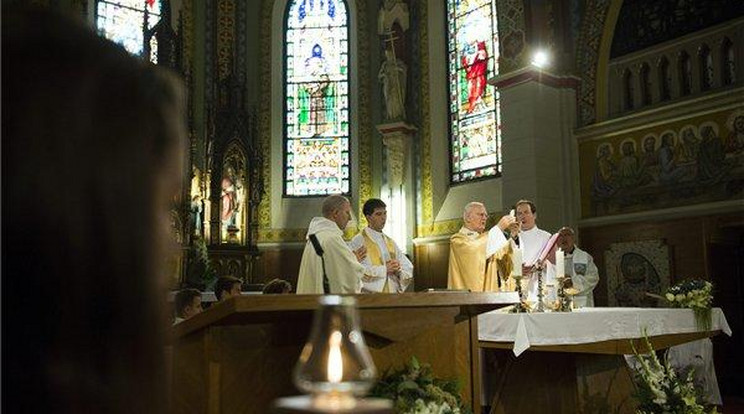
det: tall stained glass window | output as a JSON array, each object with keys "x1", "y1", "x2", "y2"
[
  {"x1": 97, "y1": 0, "x2": 161, "y2": 63},
  {"x1": 447, "y1": 0, "x2": 501, "y2": 183},
  {"x1": 284, "y1": 0, "x2": 350, "y2": 196}
]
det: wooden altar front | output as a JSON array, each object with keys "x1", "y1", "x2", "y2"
[{"x1": 170, "y1": 292, "x2": 517, "y2": 414}]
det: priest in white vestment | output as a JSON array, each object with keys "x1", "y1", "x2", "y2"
[
  {"x1": 514, "y1": 200, "x2": 552, "y2": 302},
  {"x1": 546, "y1": 227, "x2": 599, "y2": 307},
  {"x1": 348, "y1": 198, "x2": 413, "y2": 293},
  {"x1": 297, "y1": 195, "x2": 368, "y2": 294}
]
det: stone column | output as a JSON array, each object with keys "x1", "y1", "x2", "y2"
[
  {"x1": 377, "y1": 122, "x2": 416, "y2": 252},
  {"x1": 490, "y1": 67, "x2": 580, "y2": 232}
]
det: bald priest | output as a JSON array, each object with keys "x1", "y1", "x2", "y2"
[
  {"x1": 447, "y1": 202, "x2": 519, "y2": 292},
  {"x1": 297, "y1": 195, "x2": 370, "y2": 294}
]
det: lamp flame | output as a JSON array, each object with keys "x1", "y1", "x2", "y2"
[{"x1": 327, "y1": 331, "x2": 343, "y2": 383}]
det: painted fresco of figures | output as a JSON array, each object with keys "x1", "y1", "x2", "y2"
[
  {"x1": 614, "y1": 252, "x2": 662, "y2": 308},
  {"x1": 726, "y1": 110, "x2": 744, "y2": 152},
  {"x1": 678, "y1": 125, "x2": 700, "y2": 163},
  {"x1": 642, "y1": 134, "x2": 659, "y2": 169},
  {"x1": 592, "y1": 143, "x2": 617, "y2": 199},
  {"x1": 697, "y1": 122, "x2": 729, "y2": 182},
  {"x1": 618, "y1": 139, "x2": 651, "y2": 187},
  {"x1": 658, "y1": 130, "x2": 687, "y2": 185}
]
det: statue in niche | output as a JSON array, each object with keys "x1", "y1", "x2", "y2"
[
  {"x1": 220, "y1": 147, "x2": 246, "y2": 244},
  {"x1": 378, "y1": 0, "x2": 409, "y2": 122}
]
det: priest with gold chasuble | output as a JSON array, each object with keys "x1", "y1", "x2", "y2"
[
  {"x1": 348, "y1": 199, "x2": 413, "y2": 293},
  {"x1": 447, "y1": 202, "x2": 519, "y2": 292}
]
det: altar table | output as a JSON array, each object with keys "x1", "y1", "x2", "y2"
[{"x1": 477, "y1": 308, "x2": 731, "y2": 414}]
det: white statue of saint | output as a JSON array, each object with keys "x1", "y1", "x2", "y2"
[{"x1": 379, "y1": 48, "x2": 407, "y2": 121}]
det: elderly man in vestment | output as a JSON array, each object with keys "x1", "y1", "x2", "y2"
[
  {"x1": 348, "y1": 198, "x2": 413, "y2": 293},
  {"x1": 447, "y1": 202, "x2": 518, "y2": 291},
  {"x1": 546, "y1": 227, "x2": 599, "y2": 307},
  {"x1": 297, "y1": 195, "x2": 369, "y2": 294},
  {"x1": 514, "y1": 200, "x2": 553, "y2": 302}
]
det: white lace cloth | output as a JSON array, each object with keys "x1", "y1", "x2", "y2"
[{"x1": 478, "y1": 307, "x2": 732, "y2": 357}]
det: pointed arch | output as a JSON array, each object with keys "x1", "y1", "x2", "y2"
[
  {"x1": 639, "y1": 62, "x2": 652, "y2": 106},
  {"x1": 678, "y1": 50, "x2": 692, "y2": 96},
  {"x1": 96, "y1": 0, "x2": 162, "y2": 63},
  {"x1": 658, "y1": 56, "x2": 671, "y2": 101},
  {"x1": 283, "y1": 0, "x2": 351, "y2": 196},
  {"x1": 699, "y1": 43, "x2": 713, "y2": 90},
  {"x1": 721, "y1": 37, "x2": 736, "y2": 86}
]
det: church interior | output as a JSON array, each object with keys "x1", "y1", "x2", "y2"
[{"x1": 3, "y1": 0, "x2": 744, "y2": 413}]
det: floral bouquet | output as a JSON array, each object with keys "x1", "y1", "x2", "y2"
[
  {"x1": 369, "y1": 357, "x2": 470, "y2": 414},
  {"x1": 664, "y1": 279, "x2": 714, "y2": 331},
  {"x1": 630, "y1": 332, "x2": 718, "y2": 414}
]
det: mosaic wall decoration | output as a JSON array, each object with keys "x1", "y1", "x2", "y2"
[
  {"x1": 97, "y1": 0, "x2": 160, "y2": 62},
  {"x1": 447, "y1": 0, "x2": 502, "y2": 183},
  {"x1": 284, "y1": 0, "x2": 350, "y2": 196},
  {"x1": 580, "y1": 107, "x2": 744, "y2": 217},
  {"x1": 605, "y1": 239, "x2": 670, "y2": 307}
]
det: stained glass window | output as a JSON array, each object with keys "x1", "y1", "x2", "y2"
[
  {"x1": 447, "y1": 0, "x2": 501, "y2": 183},
  {"x1": 284, "y1": 0, "x2": 350, "y2": 196},
  {"x1": 96, "y1": 0, "x2": 161, "y2": 63}
]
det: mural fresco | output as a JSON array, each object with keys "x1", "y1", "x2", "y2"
[
  {"x1": 605, "y1": 239, "x2": 670, "y2": 307},
  {"x1": 580, "y1": 107, "x2": 744, "y2": 217}
]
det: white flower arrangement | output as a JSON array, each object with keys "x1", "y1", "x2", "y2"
[{"x1": 663, "y1": 279, "x2": 714, "y2": 330}]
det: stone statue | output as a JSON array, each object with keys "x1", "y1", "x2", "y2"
[{"x1": 379, "y1": 47, "x2": 407, "y2": 121}]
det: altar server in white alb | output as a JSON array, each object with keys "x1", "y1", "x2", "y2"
[
  {"x1": 348, "y1": 198, "x2": 413, "y2": 293},
  {"x1": 549, "y1": 227, "x2": 600, "y2": 307},
  {"x1": 297, "y1": 195, "x2": 369, "y2": 294},
  {"x1": 514, "y1": 200, "x2": 552, "y2": 301}
]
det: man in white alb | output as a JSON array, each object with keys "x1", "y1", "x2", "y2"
[
  {"x1": 547, "y1": 227, "x2": 599, "y2": 307},
  {"x1": 514, "y1": 200, "x2": 552, "y2": 302},
  {"x1": 297, "y1": 195, "x2": 369, "y2": 294},
  {"x1": 349, "y1": 199, "x2": 413, "y2": 293}
]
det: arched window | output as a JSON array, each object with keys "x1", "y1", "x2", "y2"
[
  {"x1": 722, "y1": 37, "x2": 736, "y2": 85},
  {"x1": 96, "y1": 0, "x2": 161, "y2": 63},
  {"x1": 447, "y1": 0, "x2": 501, "y2": 183},
  {"x1": 678, "y1": 50, "x2": 692, "y2": 96},
  {"x1": 640, "y1": 63, "x2": 652, "y2": 106},
  {"x1": 658, "y1": 56, "x2": 671, "y2": 101},
  {"x1": 699, "y1": 44, "x2": 713, "y2": 90},
  {"x1": 622, "y1": 68, "x2": 634, "y2": 110},
  {"x1": 284, "y1": 0, "x2": 350, "y2": 196}
]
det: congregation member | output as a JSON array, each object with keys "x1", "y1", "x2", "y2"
[
  {"x1": 349, "y1": 198, "x2": 413, "y2": 293},
  {"x1": 4, "y1": 9, "x2": 186, "y2": 412},
  {"x1": 547, "y1": 227, "x2": 599, "y2": 307},
  {"x1": 214, "y1": 276, "x2": 243, "y2": 302},
  {"x1": 262, "y1": 278, "x2": 293, "y2": 294},
  {"x1": 447, "y1": 202, "x2": 518, "y2": 292},
  {"x1": 174, "y1": 289, "x2": 203, "y2": 324},
  {"x1": 297, "y1": 195, "x2": 369, "y2": 294},
  {"x1": 514, "y1": 200, "x2": 553, "y2": 302}
]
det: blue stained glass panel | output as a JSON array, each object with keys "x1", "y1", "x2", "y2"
[
  {"x1": 285, "y1": 0, "x2": 350, "y2": 196},
  {"x1": 447, "y1": 0, "x2": 501, "y2": 183},
  {"x1": 97, "y1": 0, "x2": 160, "y2": 63}
]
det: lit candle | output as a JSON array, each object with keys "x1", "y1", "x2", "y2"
[
  {"x1": 327, "y1": 331, "x2": 343, "y2": 383},
  {"x1": 512, "y1": 246, "x2": 522, "y2": 276},
  {"x1": 556, "y1": 248, "x2": 564, "y2": 279}
]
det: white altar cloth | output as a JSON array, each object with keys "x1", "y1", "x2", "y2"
[{"x1": 478, "y1": 307, "x2": 732, "y2": 356}]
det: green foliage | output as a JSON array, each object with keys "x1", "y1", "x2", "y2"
[
  {"x1": 630, "y1": 331, "x2": 718, "y2": 414},
  {"x1": 370, "y1": 357, "x2": 471, "y2": 414}
]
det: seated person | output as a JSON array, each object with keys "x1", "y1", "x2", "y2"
[
  {"x1": 173, "y1": 289, "x2": 202, "y2": 325},
  {"x1": 262, "y1": 278, "x2": 293, "y2": 294},
  {"x1": 214, "y1": 276, "x2": 242, "y2": 302}
]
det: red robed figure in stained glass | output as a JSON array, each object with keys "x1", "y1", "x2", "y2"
[{"x1": 462, "y1": 40, "x2": 488, "y2": 114}]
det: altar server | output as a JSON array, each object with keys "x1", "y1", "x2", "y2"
[
  {"x1": 447, "y1": 202, "x2": 517, "y2": 291},
  {"x1": 547, "y1": 227, "x2": 599, "y2": 307},
  {"x1": 297, "y1": 195, "x2": 368, "y2": 294},
  {"x1": 349, "y1": 198, "x2": 413, "y2": 293}
]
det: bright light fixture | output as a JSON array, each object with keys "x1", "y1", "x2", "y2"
[{"x1": 531, "y1": 50, "x2": 549, "y2": 68}]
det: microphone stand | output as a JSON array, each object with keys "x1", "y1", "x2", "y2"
[{"x1": 308, "y1": 234, "x2": 330, "y2": 294}]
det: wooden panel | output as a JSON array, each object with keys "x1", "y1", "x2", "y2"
[
  {"x1": 414, "y1": 240, "x2": 451, "y2": 290},
  {"x1": 256, "y1": 247, "x2": 304, "y2": 289}
]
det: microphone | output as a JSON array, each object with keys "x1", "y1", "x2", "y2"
[{"x1": 308, "y1": 234, "x2": 330, "y2": 294}]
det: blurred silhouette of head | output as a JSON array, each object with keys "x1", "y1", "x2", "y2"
[{"x1": 3, "y1": 8, "x2": 185, "y2": 413}]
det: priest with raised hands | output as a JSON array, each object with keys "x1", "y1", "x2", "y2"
[
  {"x1": 513, "y1": 199, "x2": 553, "y2": 301},
  {"x1": 348, "y1": 198, "x2": 413, "y2": 293},
  {"x1": 297, "y1": 195, "x2": 369, "y2": 294},
  {"x1": 447, "y1": 202, "x2": 518, "y2": 292}
]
